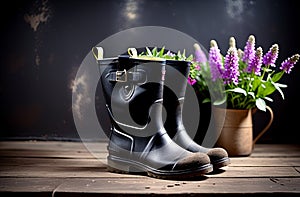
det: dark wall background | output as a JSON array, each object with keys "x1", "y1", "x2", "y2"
[{"x1": 1, "y1": 0, "x2": 299, "y2": 143}]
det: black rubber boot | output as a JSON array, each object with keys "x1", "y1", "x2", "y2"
[
  {"x1": 163, "y1": 60, "x2": 230, "y2": 170},
  {"x1": 93, "y1": 47, "x2": 213, "y2": 179}
]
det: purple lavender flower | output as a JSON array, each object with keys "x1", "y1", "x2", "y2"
[
  {"x1": 246, "y1": 47, "x2": 263, "y2": 75},
  {"x1": 262, "y1": 44, "x2": 279, "y2": 67},
  {"x1": 209, "y1": 40, "x2": 223, "y2": 81},
  {"x1": 188, "y1": 77, "x2": 197, "y2": 85},
  {"x1": 194, "y1": 43, "x2": 208, "y2": 64},
  {"x1": 242, "y1": 35, "x2": 256, "y2": 64},
  {"x1": 280, "y1": 54, "x2": 300, "y2": 74},
  {"x1": 222, "y1": 47, "x2": 239, "y2": 85}
]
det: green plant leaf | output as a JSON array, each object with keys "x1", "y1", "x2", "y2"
[
  {"x1": 272, "y1": 81, "x2": 286, "y2": 99},
  {"x1": 158, "y1": 46, "x2": 165, "y2": 57},
  {"x1": 152, "y1": 47, "x2": 157, "y2": 56},
  {"x1": 272, "y1": 71, "x2": 284, "y2": 82},
  {"x1": 257, "y1": 81, "x2": 276, "y2": 97},
  {"x1": 274, "y1": 82, "x2": 287, "y2": 88},
  {"x1": 264, "y1": 97, "x2": 273, "y2": 102},
  {"x1": 227, "y1": 87, "x2": 247, "y2": 96},
  {"x1": 202, "y1": 98, "x2": 211, "y2": 104},
  {"x1": 182, "y1": 49, "x2": 186, "y2": 59},
  {"x1": 239, "y1": 60, "x2": 247, "y2": 70},
  {"x1": 177, "y1": 50, "x2": 181, "y2": 57},
  {"x1": 262, "y1": 67, "x2": 272, "y2": 73},
  {"x1": 146, "y1": 47, "x2": 152, "y2": 56},
  {"x1": 252, "y1": 76, "x2": 261, "y2": 91},
  {"x1": 213, "y1": 96, "x2": 227, "y2": 105},
  {"x1": 187, "y1": 54, "x2": 193, "y2": 61},
  {"x1": 248, "y1": 92, "x2": 255, "y2": 99},
  {"x1": 256, "y1": 98, "x2": 266, "y2": 111}
]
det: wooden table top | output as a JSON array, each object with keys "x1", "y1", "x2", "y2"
[{"x1": 0, "y1": 140, "x2": 299, "y2": 196}]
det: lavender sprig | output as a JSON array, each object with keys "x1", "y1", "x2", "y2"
[
  {"x1": 222, "y1": 47, "x2": 239, "y2": 85},
  {"x1": 209, "y1": 40, "x2": 223, "y2": 81},
  {"x1": 246, "y1": 47, "x2": 263, "y2": 75},
  {"x1": 262, "y1": 44, "x2": 279, "y2": 67},
  {"x1": 193, "y1": 43, "x2": 207, "y2": 64},
  {"x1": 242, "y1": 35, "x2": 256, "y2": 64},
  {"x1": 280, "y1": 54, "x2": 300, "y2": 74}
]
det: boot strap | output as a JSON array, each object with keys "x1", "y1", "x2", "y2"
[{"x1": 108, "y1": 69, "x2": 146, "y2": 83}]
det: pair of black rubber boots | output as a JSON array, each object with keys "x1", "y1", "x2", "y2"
[{"x1": 92, "y1": 47, "x2": 230, "y2": 179}]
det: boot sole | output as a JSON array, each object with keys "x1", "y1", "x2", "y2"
[
  {"x1": 107, "y1": 155, "x2": 213, "y2": 179},
  {"x1": 212, "y1": 157, "x2": 231, "y2": 170}
]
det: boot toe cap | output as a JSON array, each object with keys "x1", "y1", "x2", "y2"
[
  {"x1": 207, "y1": 147, "x2": 230, "y2": 167},
  {"x1": 173, "y1": 152, "x2": 211, "y2": 171}
]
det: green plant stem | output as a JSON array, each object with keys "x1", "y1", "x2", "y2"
[{"x1": 261, "y1": 64, "x2": 270, "y2": 80}]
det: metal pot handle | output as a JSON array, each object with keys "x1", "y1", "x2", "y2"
[{"x1": 252, "y1": 105, "x2": 274, "y2": 146}]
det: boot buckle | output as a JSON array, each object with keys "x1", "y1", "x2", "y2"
[{"x1": 116, "y1": 69, "x2": 127, "y2": 82}]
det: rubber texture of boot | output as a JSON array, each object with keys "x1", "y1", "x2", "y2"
[
  {"x1": 96, "y1": 54, "x2": 213, "y2": 179},
  {"x1": 163, "y1": 59, "x2": 230, "y2": 170},
  {"x1": 107, "y1": 132, "x2": 213, "y2": 179},
  {"x1": 173, "y1": 129, "x2": 230, "y2": 170}
]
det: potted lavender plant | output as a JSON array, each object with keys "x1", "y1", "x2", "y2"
[{"x1": 190, "y1": 35, "x2": 299, "y2": 156}]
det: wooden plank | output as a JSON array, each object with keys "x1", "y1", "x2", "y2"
[
  {"x1": 0, "y1": 141, "x2": 298, "y2": 151},
  {"x1": 0, "y1": 141, "x2": 85, "y2": 151},
  {"x1": 0, "y1": 165, "x2": 141, "y2": 178},
  {"x1": 5, "y1": 148, "x2": 300, "y2": 161},
  {"x1": 0, "y1": 142, "x2": 299, "y2": 196},
  {"x1": 0, "y1": 158, "x2": 106, "y2": 167},
  {"x1": 0, "y1": 177, "x2": 63, "y2": 192},
  {"x1": 251, "y1": 144, "x2": 300, "y2": 157},
  {"x1": 0, "y1": 141, "x2": 108, "y2": 154},
  {"x1": 0, "y1": 150, "x2": 104, "y2": 159},
  {"x1": 253, "y1": 144, "x2": 300, "y2": 152},
  {"x1": 53, "y1": 177, "x2": 300, "y2": 195},
  {"x1": 0, "y1": 141, "x2": 108, "y2": 160},
  {"x1": 1, "y1": 177, "x2": 299, "y2": 196},
  {"x1": 1, "y1": 141, "x2": 299, "y2": 155},
  {"x1": 207, "y1": 166, "x2": 300, "y2": 178},
  {"x1": 1, "y1": 141, "x2": 299, "y2": 157},
  {"x1": 229, "y1": 157, "x2": 300, "y2": 167},
  {"x1": 1, "y1": 157, "x2": 298, "y2": 168},
  {"x1": 0, "y1": 164, "x2": 299, "y2": 178}
]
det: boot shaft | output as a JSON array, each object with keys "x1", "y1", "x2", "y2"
[
  {"x1": 163, "y1": 60, "x2": 190, "y2": 135},
  {"x1": 96, "y1": 53, "x2": 167, "y2": 137},
  {"x1": 165, "y1": 60, "x2": 190, "y2": 98}
]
